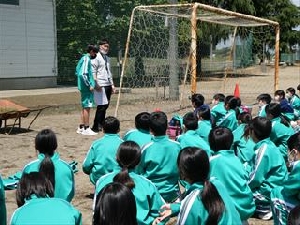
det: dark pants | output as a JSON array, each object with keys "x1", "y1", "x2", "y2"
[{"x1": 92, "y1": 86, "x2": 112, "y2": 130}]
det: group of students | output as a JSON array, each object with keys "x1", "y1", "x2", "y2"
[{"x1": 2, "y1": 87, "x2": 300, "y2": 225}]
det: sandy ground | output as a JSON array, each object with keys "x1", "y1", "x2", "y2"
[{"x1": 0, "y1": 64, "x2": 299, "y2": 224}]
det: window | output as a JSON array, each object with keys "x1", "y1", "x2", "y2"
[{"x1": 0, "y1": 0, "x2": 19, "y2": 5}]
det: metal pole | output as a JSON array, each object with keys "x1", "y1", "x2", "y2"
[
  {"x1": 190, "y1": 4, "x2": 197, "y2": 94},
  {"x1": 274, "y1": 25, "x2": 280, "y2": 92}
]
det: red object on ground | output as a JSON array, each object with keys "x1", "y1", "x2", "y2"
[{"x1": 234, "y1": 83, "x2": 240, "y2": 98}]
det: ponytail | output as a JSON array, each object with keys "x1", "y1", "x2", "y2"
[
  {"x1": 201, "y1": 180, "x2": 225, "y2": 225},
  {"x1": 113, "y1": 167, "x2": 135, "y2": 190},
  {"x1": 39, "y1": 155, "x2": 55, "y2": 189}
]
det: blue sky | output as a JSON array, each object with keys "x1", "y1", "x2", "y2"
[{"x1": 291, "y1": 0, "x2": 300, "y2": 7}]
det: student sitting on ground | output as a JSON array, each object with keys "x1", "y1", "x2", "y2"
[
  {"x1": 209, "y1": 127, "x2": 255, "y2": 222},
  {"x1": 123, "y1": 112, "x2": 152, "y2": 148},
  {"x1": 176, "y1": 112, "x2": 211, "y2": 157},
  {"x1": 136, "y1": 111, "x2": 181, "y2": 202},
  {"x1": 94, "y1": 141, "x2": 164, "y2": 225},
  {"x1": 248, "y1": 117, "x2": 287, "y2": 221},
  {"x1": 217, "y1": 95, "x2": 239, "y2": 131},
  {"x1": 10, "y1": 172, "x2": 81, "y2": 225},
  {"x1": 83, "y1": 116, "x2": 123, "y2": 185},
  {"x1": 286, "y1": 87, "x2": 300, "y2": 119},
  {"x1": 271, "y1": 132, "x2": 300, "y2": 225},
  {"x1": 22, "y1": 129, "x2": 75, "y2": 202},
  {"x1": 210, "y1": 93, "x2": 226, "y2": 127},
  {"x1": 153, "y1": 147, "x2": 241, "y2": 225},
  {"x1": 93, "y1": 182, "x2": 137, "y2": 225},
  {"x1": 256, "y1": 93, "x2": 272, "y2": 118},
  {"x1": 195, "y1": 104, "x2": 212, "y2": 146}
]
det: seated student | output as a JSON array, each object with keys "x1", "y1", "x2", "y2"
[
  {"x1": 274, "y1": 89, "x2": 295, "y2": 121},
  {"x1": 287, "y1": 205, "x2": 300, "y2": 225},
  {"x1": 123, "y1": 112, "x2": 152, "y2": 148},
  {"x1": 232, "y1": 112, "x2": 255, "y2": 176},
  {"x1": 0, "y1": 174, "x2": 6, "y2": 225},
  {"x1": 195, "y1": 104, "x2": 212, "y2": 146},
  {"x1": 22, "y1": 129, "x2": 74, "y2": 202},
  {"x1": 271, "y1": 133, "x2": 300, "y2": 225},
  {"x1": 210, "y1": 93, "x2": 226, "y2": 127},
  {"x1": 266, "y1": 103, "x2": 295, "y2": 162},
  {"x1": 191, "y1": 93, "x2": 207, "y2": 116},
  {"x1": 286, "y1": 87, "x2": 300, "y2": 118},
  {"x1": 217, "y1": 95, "x2": 239, "y2": 131},
  {"x1": 209, "y1": 127, "x2": 255, "y2": 222},
  {"x1": 93, "y1": 182, "x2": 137, "y2": 225},
  {"x1": 153, "y1": 147, "x2": 241, "y2": 225},
  {"x1": 10, "y1": 172, "x2": 81, "y2": 225},
  {"x1": 248, "y1": 117, "x2": 287, "y2": 220},
  {"x1": 136, "y1": 111, "x2": 181, "y2": 202},
  {"x1": 176, "y1": 112, "x2": 211, "y2": 157},
  {"x1": 256, "y1": 93, "x2": 272, "y2": 118},
  {"x1": 94, "y1": 141, "x2": 164, "y2": 225},
  {"x1": 83, "y1": 116, "x2": 123, "y2": 185}
]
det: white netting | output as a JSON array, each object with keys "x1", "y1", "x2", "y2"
[{"x1": 115, "y1": 3, "x2": 279, "y2": 116}]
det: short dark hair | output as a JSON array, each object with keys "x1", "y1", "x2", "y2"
[
  {"x1": 87, "y1": 44, "x2": 98, "y2": 53},
  {"x1": 287, "y1": 132, "x2": 300, "y2": 152},
  {"x1": 149, "y1": 111, "x2": 168, "y2": 136},
  {"x1": 209, "y1": 127, "x2": 233, "y2": 151},
  {"x1": 286, "y1": 87, "x2": 296, "y2": 95},
  {"x1": 103, "y1": 116, "x2": 120, "y2": 134},
  {"x1": 93, "y1": 182, "x2": 137, "y2": 225},
  {"x1": 256, "y1": 93, "x2": 272, "y2": 104},
  {"x1": 238, "y1": 112, "x2": 252, "y2": 124},
  {"x1": 197, "y1": 105, "x2": 211, "y2": 120},
  {"x1": 191, "y1": 94, "x2": 205, "y2": 107},
  {"x1": 135, "y1": 112, "x2": 150, "y2": 131},
  {"x1": 249, "y1": 117, "x2": 271, "y2": 140},
  {"x1": 297, "y1": 84, "x2": 300, "y2": 91},
  {"x1": 183, "y1": 112, "x2": 198, "y2": 130},
  {"x1": 99, "y1": 39, "x2": 109, "y2": 46},
  {"x1": 16, "y1": 172, "x2": 54, "y2": 207},
  {"x1": 225, "y1": 95, "x2": 238, "y2": 110},
  {"x1": 213, "y1": 93, "x2": 225, "y2": 102},
  {"x1": 274, "y1": 90, "x2": 285, "y2": 98}
]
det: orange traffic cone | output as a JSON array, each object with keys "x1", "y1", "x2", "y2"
[{"x1": 233, "y1": 83, "x2": 240, "y2": 98}]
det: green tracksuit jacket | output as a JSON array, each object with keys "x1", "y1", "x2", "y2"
[
  {"x1": 210, "y1": 150, "x2": 255, "y2": 220},
  {"x1": 123, "y1": 129, "x2": 152, "y2": 148},
  {"x1": 0, "y1": 175, "x2": 6, "y2": 225},
  {"x1": 94, "y1": 170, "x2": 164, "y2": 225},
  {"x1": 82, "y1": 133, "x2": 123, "y2": 185},
  {"x1": 75, "y1": 53, "x2": 95, "y2": 92},
  {"x1": 176, "y1": 130, "x2": 211, "y2": 157},
  {"x1": 136, "y1": 135, "x2": 181, "y2": 202},
  {"x1": 171, "y1": 180, "x2": 242, "y2": 225},
  {"x1": 211, "y1": 102, "x2": 226, "y2": 125},
  {"x1": 195, "y1": 120, "x2": 212, "y2": 146},
  {"x1": 217, "y1": 109, "x2": 238, "y2": 131},
  {"x1": 10, "y1": 195, "x2": 81, "y2": 225},
  {"x1": 23, "y1": 152, "x2": 75, "y2": 202}
]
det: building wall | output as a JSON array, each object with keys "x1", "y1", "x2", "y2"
[{"x1": 0, "y1": 0, "x2": 57, "y2": 90}]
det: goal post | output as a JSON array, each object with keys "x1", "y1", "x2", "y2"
[{"x1": 114, "y1": 3, "x2": 280, "y2": 117}]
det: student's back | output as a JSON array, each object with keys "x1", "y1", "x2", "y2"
[{"x1": 136, "y1": 111, "x2": 181, "y2": 202}]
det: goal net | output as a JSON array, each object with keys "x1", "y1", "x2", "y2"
[{"x1": 115, "y1": 3, "x2": 279, "y2": 116}]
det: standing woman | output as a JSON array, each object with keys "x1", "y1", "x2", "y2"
[
  {"x1": 92, "y1": 39, "x2": 116, "y2": 132},
  {"x1": 10, "y1": 172, "x2": 81, "y2": 225},
  {"x1": 22, "y1": 129, "x2": 75, "y2": 202}
]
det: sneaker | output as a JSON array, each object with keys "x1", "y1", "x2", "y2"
[
  {"x1": 257, "y1": 211, "x2": 272, "y2": 220},
  {"x1": 76, "y1": 127, "x2": 83, "y2": 134},
  {"x1": 81, "y1": 127, "x2": 97, "y2": 136}
]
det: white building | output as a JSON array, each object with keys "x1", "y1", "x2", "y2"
[{"x1": 0, "y1": 0, "x2": 57, "y2": 90}]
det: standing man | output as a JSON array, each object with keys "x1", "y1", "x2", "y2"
[
  {"x1": 76, "y1": 44, "x2": 98, "y2": 135},
  {"x1": 91, "y1": 39, "x2": 116, "y2": 132}
]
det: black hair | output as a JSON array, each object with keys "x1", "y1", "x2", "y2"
[
  {"x1": 287, "y1": 132, "x2": 300, "y2": 152},
  {"x1": 209, "y1": 127, "x2": 233, "y2": 151},
  {"x1": 93, "y1": 182, "x2": 137, "y2": 225},
  {"x1": 197, "y1": 105, "x2": 211, "y2": 121},
  {"x1": 103, "y1": 116, "x2": 120, "y2": 134},
  {"x1": 266, "y1": 103, "x2": 290, "y2": 127},
  {"x1": 16, "y1": 172, "x2": 54, "y2": 207},
  {"x1": 236, "y1": 97, "x2": 241, "y2": 107},
  {"x1": 286, "y1": 87, "x2": 296, "y2": 96},
  {"x1": 87, "y1": 44, "x2": 98, "y2": 53},
  {"x1": 288, "y1": 205, "x2": 300, "y2": 225},
  {"x1": 113, "y1": 141, "x2": 141, "y2": 190},
  {"x1": 35, "y1": 129, "x2": 56, "y2": 190},
  {"x1": 275, "y1": 90, "x2": 285, "y2": 98},
  {"x1": 191, "y1": 94, "x2": 205, "y2": 107},
  {"x1": 99, "y1": 39, "x2": 109, "y2": 46},
  {"x1": 213, "y1": 93, "x2": 225, "y2": 102},
  {"x1": 183, "y1": 112, "x2": 198, "y2": 130},
  {"x1": 149, "y1": 111, "x2": 168, "y2": 136},
  {"x1": 225, "y1": 95, "x2": 240, "y2": 118},
  {"x1": 238, "y1": 112, "x2": 252, "y2": 124},
  {"x1": 297, "y1": 84, "x2": 300, "y2": 91},
  {"x1": 249, "y1": 117, "x2": 271, "y2": 141},
  {"x1": 177, "y1": 147, "x2": 225, "y2": 225},
  {"x1": 135, "y1": 112, "x2": 150, "y2": 131},
  {"x1": 256, "y1": 93, "x2": 272, "y2": 104}
]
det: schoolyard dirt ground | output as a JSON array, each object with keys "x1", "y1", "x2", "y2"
[{"x1": 0, "y1": 64, "x2": 299, "y2": 224}]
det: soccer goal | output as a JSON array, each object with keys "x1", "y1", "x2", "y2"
[{"x1": 114, "y1": 3, "x2": 280, "y2": 117}]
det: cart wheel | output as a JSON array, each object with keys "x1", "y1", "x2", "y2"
[{"x1": 0, "y1": 120, "x2": 2, "y2": 128}]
